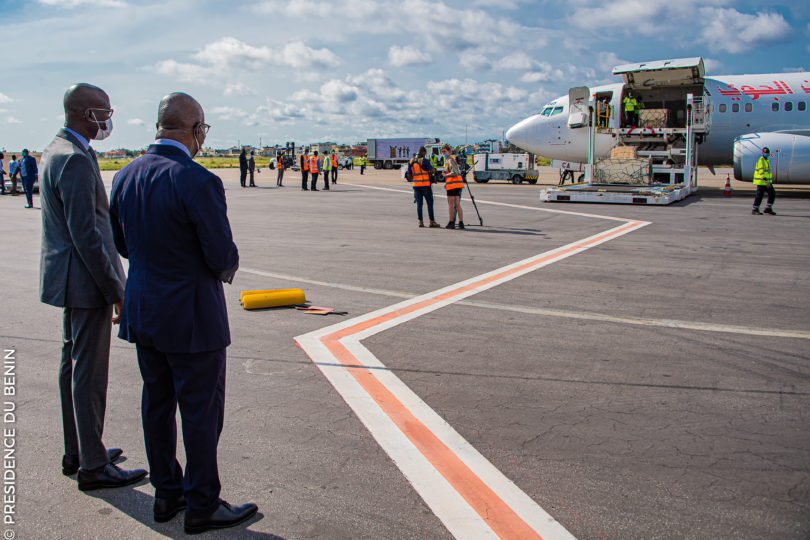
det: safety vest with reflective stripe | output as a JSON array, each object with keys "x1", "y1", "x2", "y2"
[
  {"x1": 410, "y1": 158, "x2": 431, "y2": 187},
  {"x1": 753, "y1": 156, "x2": 771, "y2": 185},
  {"x1": 323, "y1": 156, "x2": 331, "y2": 171},
  {"x1": 331, "y1": 154, "x2": 338, "y2": 169},
  {"x1": 309, "y1": 155, "x2": 320, "y2": 173},
  {"x1": 623, "y1": 96, "x2": 637, "y2": 112},
  {"x1": 444, "y1": 156, "x2": 464, "y2": 190},
  {"x1": 302, "y1": 154, "x2": 309, "y2": 172}
]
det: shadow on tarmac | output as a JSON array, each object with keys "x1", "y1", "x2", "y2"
[
  {"x1": 461, "y1": 226, "x2": 548, "y2": 237},
  {"x1": 85, "y1": 485, "x2": 283, "y2": 539}
]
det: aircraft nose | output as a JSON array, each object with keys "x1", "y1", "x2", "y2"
[{"x1": 506, "y1": 116, "x2": 536, "y2": 152}]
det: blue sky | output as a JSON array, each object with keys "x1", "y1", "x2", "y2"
[{"x1": 0, "y1": 0, "x2": 808, "y2": 151}]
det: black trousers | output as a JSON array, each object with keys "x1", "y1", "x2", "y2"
[
  {"x1": 248, "y1": 170, "x2": 255, "y2": 186},
  {"x1": 239, "y1": 169, "x2": 247, "y2": 187},
  {"x1": 331, "y1": 168, "x2": 337, "y2": 183},
  {"x1": 310, "y1": 173, "x2": 319, "y2": 190},
  {"x1": 136, "y1": 344, "x2": 226, "y2": 518},
  {"x1": 753, "y1": 184, "x2": 775, "y2": 209},
  {"x1": 277, "y1": 168, "x2": 284, "y2": 186},
  {"x1": 301, "y1": 170, "x2": 309, "y2": 189},
  {"x1": 60, "y1": 305, "x2": 113, "y2": 470}
]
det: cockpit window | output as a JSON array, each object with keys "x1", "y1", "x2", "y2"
[
  {"x1": 539, "y1": 107, "x2": 553, "y2": 116},
  {"x1": 551, "y1": 106, "x2": 564, "y2": 115}
]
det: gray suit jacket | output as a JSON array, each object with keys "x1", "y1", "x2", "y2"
[{"x1": 39, "y1": 129, "x2": 125, "y2": 308}]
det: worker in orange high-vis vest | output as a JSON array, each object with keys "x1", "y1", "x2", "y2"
[
  {"x1": 330, "y1": 152, "x2": 339, "y2": 184},
  {"x1": 441, "y1": 144, "x2": 465, "y2": 229},
  {"x1": 309, "y1": 151, "x2": 321, "y2": 191},
  {"x1": 301, "y1": 148, "x2": 310, "y2": 191},
  {"x1": 408, "y1": 146, "x2": 439, "y2": 228},
  {"x1": 276, "y1": 151, "x2": 285, "y2": 187}
]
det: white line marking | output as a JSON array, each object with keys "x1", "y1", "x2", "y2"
[{"x1": 292, "y1": 183, "x2": 649, "y2": 538}]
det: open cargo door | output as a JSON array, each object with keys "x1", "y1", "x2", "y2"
[
  {"x1": 612, "y1": 57, "x2": 705, "y2": 87},
  {"x1": 568, "y1": 86, "x2": 590, "y2": 128}
]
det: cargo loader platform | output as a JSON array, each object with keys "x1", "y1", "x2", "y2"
[{"x1": 541, "y1": 182, "x2": 696, "y2": 205}]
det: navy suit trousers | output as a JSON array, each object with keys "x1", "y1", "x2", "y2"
[{"x1": 136, "y1": 345, "x2": 226, "y2": 517}]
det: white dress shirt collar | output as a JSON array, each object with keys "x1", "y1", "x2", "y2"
[{"x1": 155, "y1": 139, "x2": 191, "y2": 157}]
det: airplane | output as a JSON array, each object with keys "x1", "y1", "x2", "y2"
[{"x1": 505, "y1": 57, "x2": 810, "y2": 184}]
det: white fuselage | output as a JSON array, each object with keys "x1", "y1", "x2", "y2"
[{"x1": 506, "y1": 73, "x2": 810, "y2": 168}]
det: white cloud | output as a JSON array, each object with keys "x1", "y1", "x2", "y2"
[
  {"x1": 193, "y1": 37, "x2": 274, "y2": 70},
  {"x1": 280, "y1": 41, "x2": 340, "y2": 69},
  {"x1": 127, "y1": 118, "x2": 145, "y2": 126},
  {"x1": 36, "y1": 0, "x2": 127, "y2": 7},
  {"x1": 154, "y1": 59, "x2": 216, "y2": 85},
  {"x1": 388, "y1": 45, "x2": 432, "y2": 67},
  {"x1": 569, "y1": 1, "x2": 792, "y2": 55},
  {"x1": 703, "y1": 57, "x2": 724, "y2": 73},
  {"x1": 224, "y1": 83, "x2": 255, "y2": 97},
  {"x1": 0, "y1": 93, "x2": 14, "y2": 104},
  {"x1": 210, "y1": 106, "x2": 250, "y2": 121},
  {"x1": 699, "y1": 8, "x2": 792, "y2": 54},
  {"x1": 153, "y1": 38, "x2": 340, "y2": 89},
  {"x1": 7, "y1": 117, "x2": 22, "y2": 124},
  {"x1": 460, "y1": 53, "x2": 492, "y2": 72}
]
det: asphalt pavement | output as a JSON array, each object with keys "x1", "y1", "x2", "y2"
[{"x1": 1, "y1": 166, "x2": 808, "y2": 539}]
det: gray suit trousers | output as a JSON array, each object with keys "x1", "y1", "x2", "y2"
[{"x1": 60, "y1": 305, "x2": 112, "y2": 470}]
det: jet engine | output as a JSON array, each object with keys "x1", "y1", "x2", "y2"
[{"x1": 733, "y1": 132, "x2": 810, "y2": 184}]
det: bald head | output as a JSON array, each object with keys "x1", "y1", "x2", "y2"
[
  {"x1": 64, "y1": 83, "x2": 109, "y2": 115},
  {"x1": 155, "y1": 92, "x2": 206, "y2": 156},
  {"x1": 156, "y1": 93, "x2": 203, "y2": 134},
  {"x1": 63, "y1": 83, "x2": 111, "y2": 140}
]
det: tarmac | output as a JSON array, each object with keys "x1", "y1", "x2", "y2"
[{"x1": 1, "y1": 165, "x2": 809, "y2": 539}]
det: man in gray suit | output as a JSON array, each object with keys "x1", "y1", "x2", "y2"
[{"x1": 39, "y1": 83, "x2": 147, "y2": 491}]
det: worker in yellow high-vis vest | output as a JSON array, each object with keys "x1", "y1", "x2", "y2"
[
  {"x1": 623, "y1": 91, "x2": 638, "y2": 128},
  {"x1": 752, "y1": 147, "x2": 776, "y2": 215}
]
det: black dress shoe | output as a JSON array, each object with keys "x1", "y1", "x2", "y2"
[
  {"x1": 77, "y1": 463, "x2": 147, "y2": 491},
  {"x1": 62, "y1": 448, "x2": 124, "y2": 476},
  {"x1": 154, "y1": 494, "x2": 186, "y2": 523},
  {"x1": 184, "y1": 499, "x2": 258, "y2": 535}
]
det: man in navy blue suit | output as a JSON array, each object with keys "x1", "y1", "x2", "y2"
[{"x1": 110, "y1": 93, "x2": 257, "y2": 534}]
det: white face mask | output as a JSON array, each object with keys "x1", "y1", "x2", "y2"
[{"x1": 90, "y1": 114, "x2": 113, "y2": 141}]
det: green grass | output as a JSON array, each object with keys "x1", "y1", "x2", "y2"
[{"x1": 97, "y1": 156, "x2": 278, "y2": 172}]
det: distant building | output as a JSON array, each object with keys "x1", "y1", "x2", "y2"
[{"x1": 102, "y1": 150, "x2": 128, "y2": 160}]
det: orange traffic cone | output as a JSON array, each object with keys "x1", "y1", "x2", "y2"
[{"x1": 723, "y1": 175, "x2": 732, "y2": 196}]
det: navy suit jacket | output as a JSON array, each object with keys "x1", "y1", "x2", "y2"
[{"x1": 110, "y1": 144, "x2": 239, "y2": 354}]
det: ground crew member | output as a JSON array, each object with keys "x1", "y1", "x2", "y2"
[
  {"x1": 598, "y1": 99, "x2": 609, "y2": 127},
  {"x1": 309, "y1": 150, "x2": 320, "y2": 191},
  {"x1": 247, "y1": 150, "x2": 256, "y2": 187},
  {"x1": 321, "y1": 152, "x2": 330, "y2": 190},
  {"x1": 360, "y1": 155, "x2": 366, "y2": 175},
  {"x1": 330, "y1": 151, "x2": 338, "y2": 184},
  {"x1": 239, "y1": 148, "x2": 247, "y2": 187},
  {"x1": 623, "y1": 91, "x2": 638, "y2": 128},
  {"x1": 301, "y1": 148, "x2": 309, "y2": 190},
  {"x1": 408, "y1": 147, "x2": 439, "y2": 228},
  {"x1": 276, "y1": 152, "x2": 284, "y2": 187},
  {"x1": 441, "y1": 144, "x2": 465, "y2": 230},
  {"x1": 752, "y1": 147, "x2": 776, "y2": 215}
]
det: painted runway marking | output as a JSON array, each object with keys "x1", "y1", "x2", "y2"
[
  {"x1": 295, "y1": 184, "x2": 651, "y2": 539},
  {"x1": 240, "y1": 268, "x2": 810, "y2": 340}
]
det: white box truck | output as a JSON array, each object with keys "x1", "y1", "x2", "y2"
[
  {"x1": 367, "y1": 138, "x2": 443, "y2": 170},
  {"x1": 473, "y1": 153, "x2": 538, "y2": 184}
]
